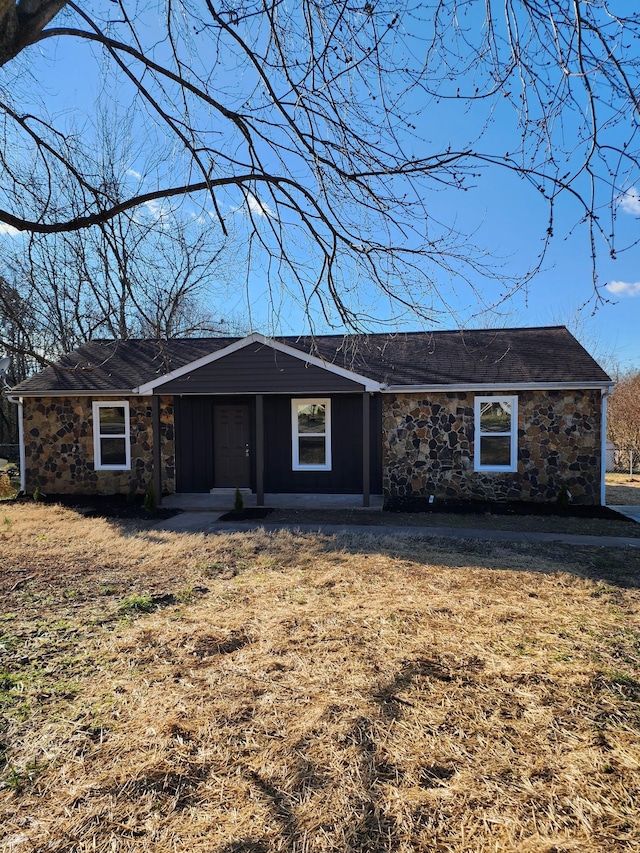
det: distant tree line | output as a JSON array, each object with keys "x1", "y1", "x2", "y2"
[{"x1": 608, "y1": 372, "x2": 640, "y2": 476}]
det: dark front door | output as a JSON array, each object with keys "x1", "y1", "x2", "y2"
[{"x1": 213, "y1": 404, "x2": 251, "y2": 487}]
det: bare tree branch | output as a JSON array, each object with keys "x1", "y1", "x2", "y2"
[
  {"x1": 0, "y1": 1, "x2": 639, "y2": 332},
  {"x1": 0, "y1": 0, "x2": 67, "y2": 66}
]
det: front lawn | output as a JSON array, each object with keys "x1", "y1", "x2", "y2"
[
  {"x1": 606, "y1": 472, "x2": 640, "y2": 506},
  {"x1": 1, "y1": 504, "x2": 639, "y2": 851}
]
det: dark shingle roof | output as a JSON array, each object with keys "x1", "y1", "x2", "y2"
[{"x1": 11, "y1": 327, "x2": 611, "y2": 394}]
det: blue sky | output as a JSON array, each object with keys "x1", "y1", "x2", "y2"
[{"x1": 1, "y1": 5, "x2": 639, "y2": 373}]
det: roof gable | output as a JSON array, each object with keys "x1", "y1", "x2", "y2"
[{"x1": 137, "y1": 334, "x2": 379, "y2": 393}]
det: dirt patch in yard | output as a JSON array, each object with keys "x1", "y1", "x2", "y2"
[{"x1": 265, "y1": 505, "x2": 640, "y2": 538}]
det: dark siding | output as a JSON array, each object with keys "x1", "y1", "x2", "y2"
[
  {"x1": 369, "y1": 393, "x2": 383, "y2": 493},
  {"x1": 175, "y1": 392, "x2": 381, "y2": 494},
  {"x1": 158, "y1": 344, "x2": 365, "y2": 394},
  {"x1": 264, "y1": 394, "x2": 382, "y2": 494},
  {"x1": 175, "y1": 396, "x2": 215, "y2": 492}
]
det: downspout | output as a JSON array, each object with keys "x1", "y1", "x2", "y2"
[
  {"x1": 6, "y1": 395, "x2": 26, "y2": 494},
  {"x1": 600, "y1": 385, "x2": 614, "y2": 507}
]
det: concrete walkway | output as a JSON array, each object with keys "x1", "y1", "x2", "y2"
[
  {"x1": 152, "y1": 511, "x2": 640, "y2": 549},
  {"x1": 610, "y1": 505, "x2": 640, "y2": 523}
]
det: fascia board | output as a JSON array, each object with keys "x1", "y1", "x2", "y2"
[
  {"x1": 383, "y1": 381, "x2": 613, "y2": 393},
  {"x1": 16, "y1": 380, "x2": 613, "y2": 397},
  {"x1": 15, "y1": 389, "x2": 139, "y2": 397},
  {"x1": 134, "y1": 333, "x2": 381, "y2": 393}
]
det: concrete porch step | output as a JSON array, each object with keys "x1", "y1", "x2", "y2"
[{"x1": 162, "y1": 493, "x2": 384, "y2": 511}]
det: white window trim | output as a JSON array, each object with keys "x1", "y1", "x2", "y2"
[
  {"x1": 92, "y1": 400, "x2": 131, "y2": 471},
  {"x1": 291, "y1": 398, "x2": 332, "y2": 472},
  {"x1": 474, "y1": 395, "x2": 518, "y2": 473}
]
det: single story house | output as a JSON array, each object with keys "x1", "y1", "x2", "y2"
[{"x1": 8, "y1": 326, "x2": 613, "y2": 506}]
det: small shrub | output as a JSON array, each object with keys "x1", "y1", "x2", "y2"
[
  {"x1": 233, "y1": 488, "x2": 244, "y2": 513},
  {"x1": 556, "y1": 484, "x2": 572, "y2": 508},
  {"x1": 143, "y1": 482, "x2": 158, "y2": 513}
]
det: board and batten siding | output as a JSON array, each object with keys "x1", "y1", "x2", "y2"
[
  {"x1": 174, "y1": 393, "x2": 381, "y2": 494},
  {"x1": 174, "y1": 395, "x2": 221, "y2": 492},
  {"x1": 264, "y1": 394, "x2": 382, "y2": 494},
  {"x1": 157, "y1": 344, "x2": 366, "y2": 395}
]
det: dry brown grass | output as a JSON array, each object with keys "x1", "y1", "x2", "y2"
[
  {"x1": 606, "y1": 473, "x2": 640, "y2": 506},
  {"x1": 1, "y1": 504, "x2": 640, "y2": 852},
  {"x1": 0, "y1": 472, "x2": 15, "y2": 499}
]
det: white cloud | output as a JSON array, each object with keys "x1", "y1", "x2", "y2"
[
  {"x1": 144, "y1": 198, "x2": 167, "y2": 219},
  {"x1": 618, "y1": 187, "x2": 640, "y2": 215},
  {"x1": 247, "y1": 193, "x2": 275, "y2": 218},
  {"x1": 0, "y1": 222, "x2": 20, "y2": 236},
  {"x1": 140, "y1": 198, "x2": 178, "y2": 227},
  {"x1": 606, "y1": 280, "x2": 640, "y2": 297},
  {"x1": 126, "y1": 168, "x2": 142, "y2": 180}
]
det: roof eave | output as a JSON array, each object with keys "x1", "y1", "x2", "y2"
[
  {"x1": 14, "y1": 389, "x2": 139, "y2": 397},
  {"x1": 383, "y1": 381, "x2": 614, "y2": 393}
]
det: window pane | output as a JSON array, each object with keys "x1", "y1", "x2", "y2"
[
  {"x1": 100, "y1": 437, "x2": 127, "y2": 466},
  {"x1": 480, "y1": 436, "x2": 512, "y2": 467},
  {"x1": 298, "y1": 436, "x2": 326, "y2": 465},
  {"x1": 297, "y1": 403, "x2": 326, "y2": 434},
  {"x1": 480, "y1": 401, "x2": 511, "y2": 433},
  {"x1": 99, "y1": 406, "x2": 126, "y2": 435}
]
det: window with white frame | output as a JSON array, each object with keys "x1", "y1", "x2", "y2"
[
  {"x1": 93, "y1": 401, "x2": 131, "y2": 470},
  {"x1": 292, "y1": 399, "x2": 331, "y2": 471},
  {"x1": 474, "y1": 396, "x2": 518, "y2": 472}
]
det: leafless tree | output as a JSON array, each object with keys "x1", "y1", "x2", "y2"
[
  {"x1": 608, "y1": 371, "x2": 640, "y2": 477},
  {"x1": 1, "y1": 1, "x2": 639, "y2": 330},
  {"x1": 0, "y1": 103, "x2": 242, "y2": 365}
]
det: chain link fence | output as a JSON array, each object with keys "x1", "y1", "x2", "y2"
[
  {"x1": 0, "y1": 443, "x2": 20, "y2": 494},
  {"x1": 607, "y1": 446, "x2": 638, "y2": 477},
  {"x1": 0, "y1": 443, "x2": 20, "y2": 464}
]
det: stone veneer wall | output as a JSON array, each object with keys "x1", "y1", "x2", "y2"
[
  {"x1": 382, "y1": 390, "x2": 602, "y2": 504},
  {"x1": 23, "y1": 396, "x2": 175, "y2": 496}
]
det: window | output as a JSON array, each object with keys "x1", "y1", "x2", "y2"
[
  {"x1": 292, "y1": 398, "x2": 331, "y2": 471},
  {"x1": 474, "y1": 396, "x2": 517, "y2": 472},
  {"x1": 93, "y1": 401, "x2": 131, "y2": 470}
]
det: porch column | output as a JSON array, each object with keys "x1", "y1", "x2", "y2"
[
  {"x1": 362, "y1": 391, "x2": 370, "y2": 507},
  {"x1": 152, "y1": 394, "x2": 162, "y2": 505},
  {"x1": 255, "y1": 394, "x2": 265, "y2": 506}
]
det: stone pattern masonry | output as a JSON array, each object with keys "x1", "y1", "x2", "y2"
[
  {"x1": 382, "y1": 390, "x2": 602, "y2": 504},
  {"x1": 23, "y1": 396, "x2": 175, "y2": 495}
]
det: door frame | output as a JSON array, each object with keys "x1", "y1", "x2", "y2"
[{"x1": 212, "y1": 400, "x2": 254, "y2": 489}]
